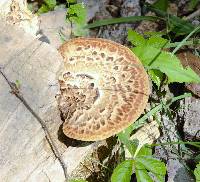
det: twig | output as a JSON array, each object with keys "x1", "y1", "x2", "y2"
[{"x1": 0, "y1": 69, "x2": 68, "y2": 181}]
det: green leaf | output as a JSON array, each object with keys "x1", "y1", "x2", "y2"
[
  {"x1": 124, "y1": 93, "x2": 190, "y2": 137},
  {"x1": 148, "y1": 69, "x2": 164, "y2": 87},
  {"x1": 135, "y1": 155, "x2": 166, "y2": 182},
  {"x1": 118, "y1": 132, "x2": 137, "y2": 156},
  {"x1": 188, "y1": 0, "x2": 199, "y2": 11},
  {"x1": 153, "y1": 0, "x2": 169, "y2": 12},
  {"x1": 111, "y1": 160, "x2": 134, "y2": 182},
  {"x1": 37, "y1": 0, "x2": 56, "y2": 14},
  {"x1": 67, "y1": 0, "x2": 77, "y2": 4},
  {"x1": 67, "y1": 3, "x2": 88, "y2": 36},
  {"x1": 136, "y1": 156, "x2": 166, "y2": 176},
  {"x1": 194, "y1": 162, "x2": 200, "y2": 182},
  {"x1": 85, "y1": 16, "x2": 160, "y2": 29},
  {"x1": 146, "y1": 35, "x2": 168, "y2": 49},
  {"x1": 195, "y1": 154, "x2": 200, "y2": 163},
  {"x1": 69, "y1": 179, "x2": 88, "y2": 182},
  {"x1": 144, "y1": 31, "x2": 165, "y2": 37},
  {"x1": 153, "y1": 173, "x2": 165, "y2": 182},
  {"x1": 147, "y1": 5, "x2": 199, "y2": 35},
  {"x1": 44, "y1": 0, "x2": 57, "y2": 9},
  {"x1": 168, "y1": 16, "x2": 199, "y2": 35},
  {"x1": 172, "y1": 26, "x2": 200, "y2": 54},
  {"x1": 132, "y1": 46, "x2": 200, "y2": 83},
  {"x1": 128, "y1": 29, "x2": 146, "y2": 46},
  {"x1": 137, "y1": 145, "x2": 152, "y2": 157},
  {"x1": 37, "y1": 4, "x2": 50, "y2": 14},
  {"x1": 135, "y1": 161, "x2": 153, "y2": 182},
  {"x1": 128, "y1": 30, "x2": 168, "y2": 49}
]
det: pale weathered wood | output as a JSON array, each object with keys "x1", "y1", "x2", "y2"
[
  {"x1": 0, "y1": 20, "x2": 94, "y2": 182},
  {"x1": 0, "y1": 0, "x2": 39, "y2": 35}
]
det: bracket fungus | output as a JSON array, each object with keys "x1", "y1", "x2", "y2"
[{"x1": 56, "y1": 38, "x2": 150, "y2": 141}]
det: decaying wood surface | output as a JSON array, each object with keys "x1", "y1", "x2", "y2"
[{"x1": 0, "y1": 19, "x2": 95, "y2": 182}]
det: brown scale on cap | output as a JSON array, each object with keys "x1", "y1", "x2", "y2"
[{"x1": 56, "y1": 38, "x2": 150, "y2": 141}]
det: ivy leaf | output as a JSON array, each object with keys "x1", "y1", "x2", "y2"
[
  {"x1": 132, "y1": 46, "x2": 200, "y2": 83},
  {"x1": 136, "y1": 156, "x2": 166, "y2": 176},
  {"x1": 67, "y1": 3, "x2": 89, "y2": 36},
  {"x1": 135, "y1": 161, "x2": 153, "y2": 182},
  {"x1": 128, "y1": 29, "x2": 146, "y2": 47},
  {"x1": 194, "y1": 162, "x2": 200, "y2": 181},
  {"x1": 111, "y1": 160, "x2": 134, "y2": 182}
]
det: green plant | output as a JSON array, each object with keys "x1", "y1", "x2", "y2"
[
  {"x1": 194, "y1": 162, "x2": 200, "y2": 181},
  {"x1": 188, "y1": 0, "x2": 199, "y2": 11},
  {"x1": 110, "y1": 93, "x2": 192, "y2": 182},
  {"x1": 67, "y1": 0, "x2": 77, "y2": 4},
  {"x1": 128, "y1": 29, "x2": 200, "y2": 87},
  {"x1": 152, "y1": 0, "x2": 169, "y2": 12},
  {"x1": 37, "y1": 0, "x2": 57, "y2": 15},
  {"x1": 111, "y1": 140, "x2": 166, "y2": 182},
  {"x1": 64, "y1": 1, "x2": 200, "y2": 181},
  {"x1": 147, "y1": 5, "x2": 200, "y2": 36},
  {"x1": 66, "y1": 3, "x2": 88, "y2": 36},
  {"x1": 86, "y1": 3, "x2": 200, "y2": 36}
]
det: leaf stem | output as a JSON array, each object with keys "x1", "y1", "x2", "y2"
[
  {"x1": 165, "y1": 39, "x2": 200, "y2": 48},
  {"x1": 172, "y1": 26, "x2": 200, "y2": 54}
]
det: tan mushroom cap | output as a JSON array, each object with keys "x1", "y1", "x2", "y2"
[{"x1": 57, "y1": 38, "x2": 150, "y2": 141}]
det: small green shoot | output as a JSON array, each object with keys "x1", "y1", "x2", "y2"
[
  {"x1": 66, "y1": 3, "x2": 89, "y2": 36},
  {"x1": 37, "y1": 0, "x2": 57, "y2": 15},
  {"x1": 15, "y1": 80, "x2": 21, "y2": 89}
]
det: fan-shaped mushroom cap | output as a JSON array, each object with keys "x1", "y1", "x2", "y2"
[{"x1": 57, "y1": 38, "x2": 150, "y2": 141}]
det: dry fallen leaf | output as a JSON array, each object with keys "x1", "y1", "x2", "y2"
[{"x1": 177, "y1": 51, "x2": 200, "y2": 97}]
